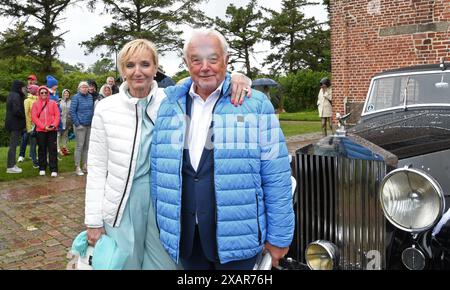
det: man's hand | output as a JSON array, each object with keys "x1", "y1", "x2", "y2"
[
  {"x1": 264, "y1": 242, "x2": 289, "y2": 267},
  {"x1": 230, "y1": 72, "x2": 252, "y2": 107},
  {"x1": 87, "y1": 227, "x2": 105, "y2": 246}
]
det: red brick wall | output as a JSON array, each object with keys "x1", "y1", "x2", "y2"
[{"x1": 330, "y1": 0, "x2": 450, "y2": 123}]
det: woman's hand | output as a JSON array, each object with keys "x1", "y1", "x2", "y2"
[
  {"x1": 230, "y1": 73, "x2": 252, "y2": 107},
  {"x1": 87, "y1": 227, "x2": 105, "y2": 246}
]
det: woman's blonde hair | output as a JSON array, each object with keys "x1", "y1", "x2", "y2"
[
  {"x1": 99, "y1": 84, "x2": 112, "y2": 97},
  {"x1": 117, "y1": 39, "x2": 159, "y2": 77}
]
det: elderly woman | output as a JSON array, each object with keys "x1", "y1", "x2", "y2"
[
  {"x1": 70, "y1": 82, "x2": 94, "y2": 176},
  {"x1": 84, "y1": 39, "x2": 251, "y2": 270},
  {"x1": 95, "y1": 84, "x2": 112, "y2": 107}
]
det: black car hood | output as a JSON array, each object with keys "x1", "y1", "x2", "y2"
[{"x1": 349, "y1": 108, "x2": 450, "y2": 159}]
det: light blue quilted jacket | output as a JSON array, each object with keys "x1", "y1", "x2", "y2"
[{"x1": 151, "y1": 74, "x2": 294, "y2": 264}]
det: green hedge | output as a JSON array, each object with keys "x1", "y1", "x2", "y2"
[
  {"x1": 0, "y1": 104, "x2": 7, "y2": 147},
  {"x1": 0, "y1": 56, "x2": 42, "y2": 102},
  {"x1": 277, "y1": 70, "x2": 330, "y2": 113}
]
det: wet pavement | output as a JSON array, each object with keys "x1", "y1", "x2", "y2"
[
  {"x1": 0, "y1": 173, "x2": 86, "y2": 270},
  {"x1": 0, "y1": 132, "x2": 321, "y2": 270},
  {"x1": 286, "y1": 132, "x2": 323, "y2": 154}
]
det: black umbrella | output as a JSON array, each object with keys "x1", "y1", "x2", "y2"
[
  {"x1": 251, "y1": 78, "x2": 279, "y2": 88},
  {"x1": 155, "y1": 71, "x2": 176, "y2": 88}
]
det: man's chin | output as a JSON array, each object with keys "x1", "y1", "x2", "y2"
[{"x1": 197, "y1": 81, "x2": 218, "y2": 92}]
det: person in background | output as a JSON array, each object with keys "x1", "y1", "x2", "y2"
[
  {"x1": 106, "y1": 76, "x2": 119, "y2": 95},
  {"x1": 31, "y1": 86, "x2": 60, "y2": 177},
  {"x1": 5, "y1": 80, "x2": 27, "y2": 174},
  {"x1": 19, "y1": 84, "x2": 39, "y2": 168},
  {"x1": 95, "y1": 84, "x2": 112, "y2": 107},
  {"x1": 88, "y1": 80, "x2": 99, "y2": 104},
  {"x1": 46, "y1": 75, "x2": 63, "y2": 154},
  {"x1": 59, "y1": 89, "x2": 72, "y2": 156},
  {"x1": 70, "y1": 81, "x2": 94, "y2": 176},
  {"x1": 46, "y1": 75, "x2": 59, "y2": 103},
  {"x1": 317, "y1": 77, "x2": 333, "y2": 137},
  {"x1": 27, "y1": 75, "x2": 38, "y2": 88}
]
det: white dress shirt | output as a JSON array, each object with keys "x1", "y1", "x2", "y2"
[{"x1": 187, "y1": 82, "x2": 224, "y2": 171}]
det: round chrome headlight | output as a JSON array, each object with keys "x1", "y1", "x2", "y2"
[
  {"x1": 379, "y1": 167, "x2": 445, "y2": 232},
  {"x1": 305, "y1": 240, "x2": 339, "y2": 270}
]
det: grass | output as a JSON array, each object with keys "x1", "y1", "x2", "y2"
[
  {"x1": 0, "y1": 140, "x2": 76, "y2": 182},
  {"x1": 279, "y1": 110, "x2": 321, "y2": 122},
  {"x1": 280, "y1": 121, "x2": 321, "y2": 137}
]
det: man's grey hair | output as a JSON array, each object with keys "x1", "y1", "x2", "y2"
[
  {"x1": 78, "y1": 81, "x2": 89, "y2": 90},
  {"x1": 183, "y1": 28, "x2": 229, "y2": 60}
]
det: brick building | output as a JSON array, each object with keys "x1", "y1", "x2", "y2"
[{"x1": 330, "y1": 0, "x2": 450, "y2": 123}]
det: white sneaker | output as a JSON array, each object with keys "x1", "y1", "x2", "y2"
[
  {"x1": 39, "y1": 170, "x2": 45, "y2": 176},
  {"x1": 6, "y1": 165, "x2": 22, "y2": 174},
  {"x1": 75, "y1": 167, "x2": 84, "y2": 176},
  {"x1": 51, "y1": 172, "x2": 58, "y2": 177},
  {"x1": 17, "y1": 156, "x2": 24, "y2": 163}
]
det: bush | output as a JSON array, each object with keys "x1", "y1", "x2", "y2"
[
  {"x1": 277, "y1": 70, "x2": 330, "y2": 112},
  {"x1": 0, "y1": 56, "x2": 42, "y2": 102},
  {"x1": 0, "y1": 103, "x2": 7, "y2": 147}
]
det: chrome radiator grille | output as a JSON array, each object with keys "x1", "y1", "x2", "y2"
[{"x1": 294, "y1": 153, "x2": 387, "y2": 270}]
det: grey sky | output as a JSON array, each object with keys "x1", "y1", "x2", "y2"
[{"x1": 0, "y1": 0, "x2": 328, "y2": 76}]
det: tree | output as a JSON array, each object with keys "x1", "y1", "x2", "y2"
[
  {"x1": 57, "y1": 60, "x2": 82, "y2": 74},
  {"x1": 88, "y1": 58, "x2": 115, "y2": 75},
  {"x1": 323, "y1": 0, "x2": 330, "y2": 14},
  {"x1": 299, "y1": 25, "x2": 331, "y2": 71},
  {"x1": 0, "y1": 22, "x2": 34, "y2": 60},
  {"x1": 0, "y1": 0, "x2": 80, "y2": 74},
  {"x1": 82, "y1": 0, "x2": 209, "y2": 61},
  {"x1": 212, "y1": 0, "x2": 263, "y2": 78},
  {"x1": 263, "y1": 0, "x2": 329, "y2": 73}
]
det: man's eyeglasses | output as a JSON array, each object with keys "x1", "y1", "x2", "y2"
[{"x1": 39, "y1": 91, "x2": 47, "y2": 95}]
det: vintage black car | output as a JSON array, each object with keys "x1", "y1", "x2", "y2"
[{"x1": 284, "y1": 60, "x2": 450, "y2": 270}]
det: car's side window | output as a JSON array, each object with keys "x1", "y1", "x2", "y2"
[{"x1": 367, "y1": 77, "x2": 396, "y2": 112}]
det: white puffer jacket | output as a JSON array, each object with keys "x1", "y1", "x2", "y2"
[{"x1": 84, "y1": 81, "x2": 166, "y2": 228}]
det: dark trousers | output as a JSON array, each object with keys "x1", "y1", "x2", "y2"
[
  {"x1": 180, "y1": 226, "x2": 258, "y2": 270},
  {"x1": 7, "y1": 130, "x2": 22, "y2": 168},
  {"x1": 36, "y1": 131, "x2": 58, "y2": 172},
  {"x1": 19, "y1": 132, "x2": 37, "y2": 164}
]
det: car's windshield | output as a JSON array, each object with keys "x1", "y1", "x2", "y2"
[{"x1": 365, "y1": 71, "x2": 450, "y2": 114}]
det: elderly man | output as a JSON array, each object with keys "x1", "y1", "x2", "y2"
[
  {"x1": 106, "y1": 76, "x2": 119, "y2": 95},
  {"x1": 151, "y1": 29, "x2": 294, "y2": 270}
]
